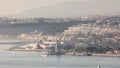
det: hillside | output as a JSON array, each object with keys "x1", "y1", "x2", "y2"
[{"x1": 0, "y1": 21, "x2": 81, "y2": 36}]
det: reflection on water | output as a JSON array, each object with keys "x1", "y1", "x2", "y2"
[{"x1": 0, "y1": 40, "x2": 120, "y2": 68}]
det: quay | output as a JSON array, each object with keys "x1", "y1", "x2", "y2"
[{"x1": 92, "y1": 54, "x2": 120, "y2": 57}]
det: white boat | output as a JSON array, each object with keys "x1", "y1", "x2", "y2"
[
  {"x1": 41, "y1": 54, "x2": 48, "y2": 57},
  {"x1": 97, "y1": 65, "x2": 101, "y2": 68},
  {"x1": 41, "y1": 52, "x2": 49, "y2": 57}
]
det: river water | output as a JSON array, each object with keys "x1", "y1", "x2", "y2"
[{"x1": 0, "y1": 39, "x2": 120, "y2": 68}]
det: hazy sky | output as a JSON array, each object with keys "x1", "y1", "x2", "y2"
[
  {"x1": 0, "y1": 0, "x2": 119, "y2": 17},
  {"x1": 0, "y1": 0, "x2": 87, "y2": 16}
]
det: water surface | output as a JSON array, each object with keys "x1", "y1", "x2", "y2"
[{"x1": 0, "y1": 39, "x2": 120, "y2": 68}]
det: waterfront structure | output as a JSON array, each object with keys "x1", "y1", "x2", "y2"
[
  {"x1": 54, "y1": 41, "x2": 62, "y2": 54},
  {"x1": 21, "y1": 42, "x2": 41, "y2": 50},
  {"x1": 6, "y1": 41, "x2": 63, "y2": 55},
  {"x1": 114, "y1": 50, "x2": 120, "y2": 54}
]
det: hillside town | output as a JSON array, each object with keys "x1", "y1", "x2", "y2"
[{"x1": 2, "y1": 15, "x2": 120, "y2": 56}]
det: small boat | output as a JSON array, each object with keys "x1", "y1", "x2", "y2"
[
  {"x1": 41, "y1": 54, "x2": 48, "y2": 57},
  {"x1": 41, "y1": 52, "x2": 49, "y2": 57},
  {"x1": 97, "y1": 65, "x2": 101, "y2": 68}
]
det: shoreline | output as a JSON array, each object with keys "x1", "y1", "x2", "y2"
[
  {"x1": 92, "y1": 54, "x2": 120, "y2": 57},
  {"x1": 4, "y1": 48, "x2": 52, "y2": 52},
  {"x1": 4, "y1": 49, "x2": 120, "y2": 57}
]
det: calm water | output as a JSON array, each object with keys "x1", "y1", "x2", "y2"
[{"x1": 0, "y1": 39, "x2": 120, "y2": 68}]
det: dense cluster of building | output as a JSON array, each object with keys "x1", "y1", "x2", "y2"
[{"x1": 17, "y1": 15, "x2": 120, "y2": 42}]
